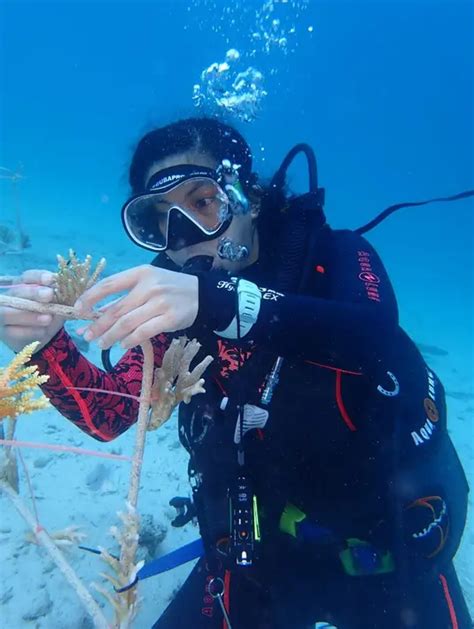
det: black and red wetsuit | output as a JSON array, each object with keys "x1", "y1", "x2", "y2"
[{"x1": 32, "y1": 226, "x2": 471, "y2": 629}]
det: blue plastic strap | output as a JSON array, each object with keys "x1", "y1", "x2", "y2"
[{"x1": 136, "y1": 537, "x2": 205, "y2": 580}]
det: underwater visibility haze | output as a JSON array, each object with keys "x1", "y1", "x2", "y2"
[{"x1": 0, "y1": 0, "x2": 473, "y2": 627}]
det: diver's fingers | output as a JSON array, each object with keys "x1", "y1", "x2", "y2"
[
  {"x1": 75, "y1": 267, "x2": 146, "y2": 314},
  {"x1": 20, "y1": 270, "x2": 56, "y2": 286},
  {"x1": 7, "y1": 283, "x2": 55, "y2": 303},
  {"x1": 76, "y1": 297, "x2": 125, "y2": 334},
  {"x1": 1, "y1": 307, "x2": 52, "y2": 327},
  {"x1": 120, "y1": 315, "x2": 171, "y2": 350},
  {"x1": 97, "y1": 296, "x2": 125, "y2": 312},
  {"x1": 2, "y1": 324, "x2": 51, "y2": 341},
  {"x1": 83, "y1": 297, "x2": 160, "y2": 348}
]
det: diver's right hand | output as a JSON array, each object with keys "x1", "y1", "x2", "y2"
[{"x1": 0, "y1": 270, "x2": 65, "y2": 354}]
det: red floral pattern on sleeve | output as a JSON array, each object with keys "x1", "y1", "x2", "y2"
[
  {"x1": 31, "y1": 328, "x2": 171, "y2": 441},
  {"x1": 217, "y1": 339, "x2": 254, "y2": 381}
]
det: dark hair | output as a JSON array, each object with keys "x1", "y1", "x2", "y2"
[
  {"x1": 128, "y1": 117, "x2": 288, "y2": 236},
  {"x1": 129, "y1": 117, "x2": 256, "y2": 195}
]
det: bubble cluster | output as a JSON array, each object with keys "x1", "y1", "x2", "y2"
[
  {"x1": 190, "y1": 0, "x2": 313, "y2": 122},
  {"x1": 251, "y1": 0, "x2": 311, "y2": 55},
  {"x1": 193, "y1": 49, "x2": 268, "y2": 122}
]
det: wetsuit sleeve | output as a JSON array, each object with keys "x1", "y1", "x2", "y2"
[
  {"x1": 192, "y1": 230, "x2": 399, "y2": 372},
  {"x1": 30, "y1": 327, "x2": 172, "y2": 442}
]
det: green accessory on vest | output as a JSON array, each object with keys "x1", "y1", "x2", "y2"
[{"x1": 279, "y1": 502, "x2": 307, "y2": 537}]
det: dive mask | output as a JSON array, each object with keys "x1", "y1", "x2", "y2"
[{"x1": 121, "y1": 165, "x2": 232, "y2": 252}]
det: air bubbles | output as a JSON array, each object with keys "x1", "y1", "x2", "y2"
[
  {"x1": 193, "y1": 50, "x2": 268, "y2": 122},
  {"x1": 252, "y1": 0, "x2": 311, "y2": 55},
  {"x1": 190, "y1": 0, "x2": 313, "y2": 122},
  {"x1": 225, "y1": 48, "x2": 240, "y2": 62}
]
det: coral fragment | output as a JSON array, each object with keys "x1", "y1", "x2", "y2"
[
  {"x1": 55, "y1": 250, "x2": 106, "y2": 306},
  {"x1": 0, "y1": 342, "x2": 50, "y2": 420}
]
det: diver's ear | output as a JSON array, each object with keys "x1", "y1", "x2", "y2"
[{"x1": 250, "y1": 200, "x2": 261, "y2": 219}]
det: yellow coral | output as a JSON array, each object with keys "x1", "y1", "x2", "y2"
[
  {"x1": 55, "y1": 250, "x2": 106, "y2": 306},
  {"x1": 0, "y1": 342, "x2": 50, "y2": 420}
]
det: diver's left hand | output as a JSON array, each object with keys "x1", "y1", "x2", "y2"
[{"x1": 74, "y1": 265, "x2": 199, "y2": 349}]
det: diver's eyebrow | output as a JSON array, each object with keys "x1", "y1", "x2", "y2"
[
  {"x1": 154, "y1": 181, "x2": 213, "y2": 206},
  {"x1": 186, "y1": 181, "x2": 212, "y2": 196}
]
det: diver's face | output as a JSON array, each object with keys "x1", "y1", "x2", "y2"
[{"x1": 145, "y1": 151, "x2": 259, "y2": 272}]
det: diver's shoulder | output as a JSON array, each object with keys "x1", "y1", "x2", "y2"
[
  {"x1": 320, "y1": 226, "x2": 384, "y2": 262},
  {"x1": 327, "y1": 226, "x2": 375, "y2": 246}
]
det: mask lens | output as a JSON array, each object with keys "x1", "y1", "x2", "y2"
[
  {"x1": 178, "y1": 178, "x2": 229, "y2": 229},
  {"x1": 122, "y1": 177, "x2": 230, "y2": 251},
  {"x1": 122, "y1": 193, "x2": 168, "y2": 250}
]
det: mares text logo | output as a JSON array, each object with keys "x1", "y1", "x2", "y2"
[
  {"x1": 411, "y1": 369, "x2": 440, "y2": 446},
  {"x1": 357, "y1": 250, "x2": 381, "y2": 303}
]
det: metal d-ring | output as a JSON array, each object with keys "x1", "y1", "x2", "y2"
[{"x1": 208, "y1": 577, "x2": 232, "y2": 628}]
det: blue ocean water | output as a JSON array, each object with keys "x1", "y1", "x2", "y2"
[{"x1": 1, "y1": 0, "x2": 473, "y2": 627}]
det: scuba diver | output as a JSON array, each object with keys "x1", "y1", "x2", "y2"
[{"x1": 0, "y1": 117, "x2": 472, "y2": 628}]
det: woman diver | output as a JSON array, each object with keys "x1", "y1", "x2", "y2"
[{"x1": 0, "y1": 117, "x2": 471, "y2": 628}]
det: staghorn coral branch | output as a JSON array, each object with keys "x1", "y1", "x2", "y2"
[
  {"x1": 0, "y1": 479, "x2": 109, "y2": 629},
  {"x1": 26, "y1": 525, "x2": 87, "y2": 549},
  {"x1": 149, "y1": 337, "x2": 213, "y2": 430},
  {"x1": 0, "y1": 342, "x2": 50, "y2": 421},
  {"x1": 0, "y1": 264, "x2": 214, "y2": 627},
  {"x1": 55, "y1": 251, "x2": 106, "y2": 306},
  {"x1": 0, "y1": 338, "x2": 110, "y2": 627},
  {"x1": 96, "y1": 338, "x2": 212, "y2": 627},
  {"x1": 93, "y1": 340, "x2": 154, "y2": 627},
  {"x1": 0, "y1": 295, "x2": 99, "y2": 319},
  {"x1": 0, "y1": 251, "x2": 106, "y2": 314},
  {"x1": 127, "y1": 340, "x2": 154, "y2": 510},
  {"x1": 0, "y1": 421, "x2": 19, "y2": 490}
]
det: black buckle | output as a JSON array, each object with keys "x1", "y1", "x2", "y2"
[{"x1": 169, "y1": 496, "x2": 196, "y2": 527}]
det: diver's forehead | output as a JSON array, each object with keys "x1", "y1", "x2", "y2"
[{"x1": 145, "y1": 152, "x2": 218, "y2": 188}]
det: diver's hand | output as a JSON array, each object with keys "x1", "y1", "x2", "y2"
[
  {"x1": 0, "y1": 270, "x2": 65, "y2": 353},
  {"x1": 74, "y1": 265, "x2": 199, "y2": 349}
]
